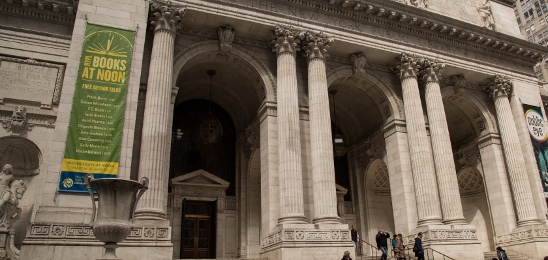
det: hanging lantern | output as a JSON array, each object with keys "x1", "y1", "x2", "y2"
[
  {"x1": 333, "y1": 133, "x2": 347, "y2": 158},
  {"x1": 200, "y1": 115, "x2": 222, "y2": 144},
  {"x1": 199, "y1": 70, "x2": 223, "y2": 145},
  {"x1": 330, "y1": 90, "x2": 347, "y2": 157}
]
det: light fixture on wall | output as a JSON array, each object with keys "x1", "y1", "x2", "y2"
[
  {"x1": 199, "y1": 70, "x2": 223, "y2": 145},
  {"x1": 329, "y1": 90, "x2": 346, "y2": 157}
]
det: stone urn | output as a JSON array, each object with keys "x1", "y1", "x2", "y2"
[{"x1": 84, "y1": 174, "x2": 148, "y2": 260}]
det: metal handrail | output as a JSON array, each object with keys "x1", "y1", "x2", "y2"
[
  {"x1": 359, "y1": 239, "x2": 379, "y2": 259},
  {"x1": 361, "y1": 239, "x2": 416, "y2": 260},
  {"x1": 424, "y1": 247, "x2": 455, "y2": 260},
  {"x1": 389, "y1": 238, "x2": 417, "y2": 260}
]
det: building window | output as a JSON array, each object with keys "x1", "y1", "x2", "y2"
[
  {"x1": 535, "y1": 1, "x2": 541, "y2": 7},
  {"x1": 527, "y1": 27, "x2": 531, "y2": 33},
  {"x1": 529, "y1": 35, "x2": 535, "y2": 41},
  {"x1": 532, "y1": 24, "x2": 537, "y2": 31},
  {"x1": 539, "y1": 72, "x2": 545, "y2": 80},
  {"x1": 544, "y1": 5, "x2": 548, "y2": 12},
  {"x1": 523, "y1": 3, "x2": 528, "y2": 9},
  {"x1": 539, "y1": 9, "x2": 544, "y2": 16},
  {"x1": 527, "y1": 0, "x2": 532, "y2": 7},
  {"x1": 530, "y1": 8, "x2": 535, "y2": 15},
  {"x1": 541, "y1": 0, "x2": 546, "y2": 4},
  {"x1": 541, "y1": 18, "x2": 546, "y2": 25},
  {"x1": 518, "y1": 17, "x2": 523, "y2": 24},
  {"x1": 539, "y1": 33, "x2": 545, "y2": 39},
  {"x1": 516, "y1": 9, "x2": 520, "y2": 16},
  {"x1": 525, "y1": 12, "x2": 530, "y2": 18}
]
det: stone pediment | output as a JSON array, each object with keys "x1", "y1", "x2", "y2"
[
  {"x1": 336, "y1": 184, "x2": 348, "y2": 195},
  {"x1": 170, "y1": 169, "x2": 230, "y2": 189}
]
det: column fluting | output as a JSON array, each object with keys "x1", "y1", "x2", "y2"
[
  {"x1": 135, "y1": 3, "x2": 185, "y2": 220},
  {"x1": 420, "y1": 60, "x2": 466, "y2": 224},
  {"x1": 394, "y1": 53, "x2": 443, "y2": 225},
  {"x1": 301, "y1": 31, "x2": 339, "y2": 224},
  {"x1": 272, "y1": 27, "x2": 307, "y2": 224},
  {"x1": 485, "y1": 75, "x2": 539, "y2": 226}
]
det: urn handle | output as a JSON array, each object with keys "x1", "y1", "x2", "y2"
[
  {"x1": 84, "y1": 173, "x2": 96, "y2": 226},
  {"x1": 131, "y1": 177, "x2": 149, "y2": 222}
]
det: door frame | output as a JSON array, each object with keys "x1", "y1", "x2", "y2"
[
  {"x1": 170, "y1": 169, "x2": 230, "y2": 259},
  {"x1": 180, "y1": 200, "x2": 217, "y2": 258}
]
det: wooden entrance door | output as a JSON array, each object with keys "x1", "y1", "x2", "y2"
[{"x1": 181, "y1": 201, "x2": 215, "y2": 259}]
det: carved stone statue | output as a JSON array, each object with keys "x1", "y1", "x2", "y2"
[
  {"x1": 0, "y1": 180, "x2": 26, "y2": 228},
  {"x1": 478, "y1": 0, "x2": 496, "y2": 30},
  {"x1": 0, "y1": 165, "x2": 14, "y2": 200}
]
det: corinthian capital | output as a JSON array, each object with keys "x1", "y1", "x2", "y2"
[
  {"x1": 483, "y1": 75, "x2": 512, "y2": 100},
  {"x1": 419, "y1": 59, "x2": 444, "y2": 83},
  {"x1": 392, "y1": 53, "x2": 421, "y2": 80},
  {"x1": 300, "y1": 31, "x2": 333, "y2": 60},
  {"x1": 149, "y1": 0, "x2": 186, "y2": 33},
  {"x1": 271, "y1": 26, "x2": 301, "y2": 55}
]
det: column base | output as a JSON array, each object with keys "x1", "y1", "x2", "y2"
[
  {"x1": 278, "y1": 216, "x2": 307, "y2": 224},
  {"x1": 313, "y1": 216, "x2": 340, "y2": 224},
  {"x1": 517, "y1": 218, "x2": 541, "y2": 227},
  {"x1": 417, "y1": 217, "x2": 443, "y2": 226},
  {"x1": 260, "y1": 223, "x2": 353, "y2": 260},
  {"x1": 134, "y1": 209, "x2": 166, "y2": 221},
  {"x1": 442, "y1": 218, "x2": 467, "y2": 225}
]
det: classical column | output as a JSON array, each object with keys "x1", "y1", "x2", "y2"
[
  {"x1": 272, "y1": 27, "x2": 307, "y2": 224},
  {"x1": 419, "y1": 60, "x2": 466, "y2": 224},
  {"x1": 484, "y1": 75, "x2": 539, "y2": 226},
  {"x1": 393, "y1": 53, "x2": 442, "y2": 225},
  {"x1": 135, "y1": 2, "x2": 185, "y2": 220},
  {"x1": 301, "y1": 31, "x2": 339, "y2": 224}
]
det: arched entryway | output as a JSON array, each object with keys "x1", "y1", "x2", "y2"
[{"x1": 166, "y1": 42, "x2": 271, "y2": 259}]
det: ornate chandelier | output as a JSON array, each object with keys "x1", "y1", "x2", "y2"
[
  {"x1": 330, "y1": 90, "x2": 347, "y2": 157},
  {"x1": 199, "y1": 70, "x2": 223, "y2": 145}
]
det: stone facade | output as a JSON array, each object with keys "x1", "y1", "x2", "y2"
[{"x1": 1, "y1": 0, "x2": 548, "y2": 259}]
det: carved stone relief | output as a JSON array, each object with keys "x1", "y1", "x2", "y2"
[{"x1": 218, "y1": 26, "x2": 235, "y2": 52}]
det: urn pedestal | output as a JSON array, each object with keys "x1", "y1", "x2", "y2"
[{"x1": 84, "y1": 174, "x2": 149, "y2": 260}]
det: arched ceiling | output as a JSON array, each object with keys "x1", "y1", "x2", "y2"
[
  {"x1": 443, "y1": 94, "x2": 486, "y2": 148},
  {"x1": 175, "y1": 53, "x2": 264, "y2": 132},
  {"x1": 329, "y1": 76, "x2": 388, "y2": 144}
]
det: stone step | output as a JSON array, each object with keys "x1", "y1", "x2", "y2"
[{"x1": 483, "y1": 251, "x2": 530, "y2": 260}]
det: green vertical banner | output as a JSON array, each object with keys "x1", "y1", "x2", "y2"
[
  {"x1": 59, "y1": 24, "x2": 134, "y2": 192},
  {"x1": 523, "y1": 104, "x2": 548, "y2": 198}
]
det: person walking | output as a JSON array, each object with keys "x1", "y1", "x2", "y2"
[
  {"x1": 496, "y1": 246, "x2": 508, "y2": 260},
  {"x1": 351, "y1": 225, "x2": 359, "y2": 256},
  {"x1": 376, "y1": 229, "x2": 390, "y2": 260},
  {"x1": 414, "y1": 232, "x2": 424, "y2": 260},
  {"x1": 395, "y1": 234, "x2": 406, "y2": 260}
]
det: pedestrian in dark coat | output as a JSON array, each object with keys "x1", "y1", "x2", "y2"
[
  {"x1": 376, "y1": 230, "x2": 390, "y2": 260},
  {"x1": 414, "y1": 232, "x2": 424, "y2": 260},
  {"x1": 496, "y1": 246, "x2": 508, "y2": 260}
]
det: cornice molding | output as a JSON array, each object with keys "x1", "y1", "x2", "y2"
[
  {"x1": 320, "y1": 0, "x2": 544, "y2": 64},
  {"x1": 206, "y1": 0, "x2": 542, "y2": 65},
  {"x1": 0, "y1": 0, "x2": 77, "y2": 26}
]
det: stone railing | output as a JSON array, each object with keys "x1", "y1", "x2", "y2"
[{"x1": 496, "y1": 227, "x2": 548, "y2": 246}]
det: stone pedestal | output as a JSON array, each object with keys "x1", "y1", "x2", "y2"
[
  {"x1": 409, "y1": 225, "x2": 484, "y2": 260},
  {"x1": 260, "y1": 223, "x2": 354, "y2": 260}
]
